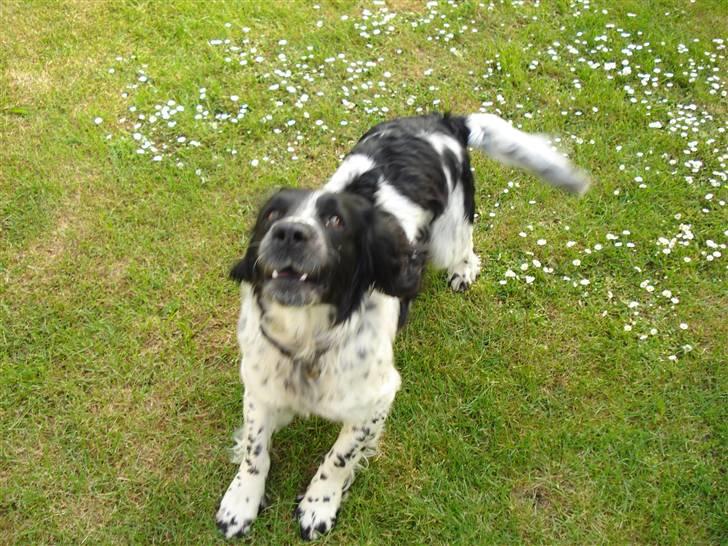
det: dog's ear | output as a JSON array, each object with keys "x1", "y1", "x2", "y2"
[
  {"x1": 229, "y1": 245, "x2": 256, "y2": 284},
  {"x1": 367, "y1": 210, "x2": 425, "y2": 299}
]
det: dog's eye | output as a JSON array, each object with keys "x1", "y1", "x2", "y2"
[
  {"x1": 266, "y1": 209, "x2": 282, "y2": 222},
  {"x1": 325, "y1": 214, "x2": 344, "y2": 229}
]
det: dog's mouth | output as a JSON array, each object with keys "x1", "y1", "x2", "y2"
[
  {"x1": 260, "y1": 263, "x2": 324, "y2": 306},
  {"x1": 266, "y1": 266, "x2": 316, "y2": 283},
  {"x1": 265, "y1": 265, "x2": 318, "y2": 284}
]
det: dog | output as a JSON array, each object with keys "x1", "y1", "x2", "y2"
[{"x1": 215, "y1": 113, "x2": 589, "y2": 540}]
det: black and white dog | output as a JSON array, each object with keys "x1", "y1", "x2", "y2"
[{"x1": 216, "y1": 113, "x2": 589, "y2": 540}]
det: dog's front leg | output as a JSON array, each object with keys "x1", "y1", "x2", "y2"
[
  {"x1": 216, "y1": 394, "x2": 277, "y2": 539},
  {"x1": 296, "y1": 406, "x2": 390, "y2": 540}
]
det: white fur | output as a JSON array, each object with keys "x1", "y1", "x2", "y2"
[
  {"x1": 429, "y1": 183, "x2": 481, "y2": 290},
  {"x1": 324, "y1": 154, "x2": 376, "y2": 192},
  {"x1": 238, "y1": 289, "x2": 400, "y2": 421},
  {"x1": 375, "y1": 181, "x2": 433, "y2": 242},
  {"x1": 466, "y1": 113, "x2": 590, "y2": 194}
]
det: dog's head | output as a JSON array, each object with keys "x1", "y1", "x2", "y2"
[{"x1": 231, "y1": 189, "x2": 424, "y2": 322}]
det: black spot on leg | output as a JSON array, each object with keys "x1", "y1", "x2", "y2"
[
  {"x1": 315, "y1": 521, "x2": 328, "y2": 535},
  {"x1": 355, "y1": 426, "x2": 373, "y2": 442},
  {"x1": 253, "y1": 443, "x2": 263, "y2": 456},
  {"x1": 334, "y1": 454, "x2": 346, "y2": 468},
  {"x1": 357, "y1": 347, "x2": 367, "y2": 359},
  {"x1": 248, "y1": 466, "x2": 260, "y2": 475},
  {"x1": 320, "y1": 473, "x2": 327, "y2": 480},
  {"x1": 323, "y1": 496, "x2": 330, "y2": 502},
  {"x1": 216, "y1": 519, "x2": 229, "y2": 535}
]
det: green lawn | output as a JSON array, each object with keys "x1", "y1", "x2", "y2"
[{"x1": 1, "y1": 1, "x2": 726, "y2": 544}]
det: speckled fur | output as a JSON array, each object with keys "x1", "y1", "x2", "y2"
[{"x1": 216, "y1": 286, "x2": 401, "y2": 540}]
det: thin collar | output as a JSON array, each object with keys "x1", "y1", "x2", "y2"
[{"x1": 259, "y1": 325, "x2": 330, "y2": 380}]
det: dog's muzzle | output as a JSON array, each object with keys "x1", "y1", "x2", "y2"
[{"x1": 257, "y1": 220, "x2": 328, "y2": 306}]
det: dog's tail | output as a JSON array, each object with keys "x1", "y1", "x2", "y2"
[{"x1": 464, "y1": 113, "x2": 590, "y2": 195}]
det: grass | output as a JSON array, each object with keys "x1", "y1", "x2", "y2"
[{"x1": 1, "y1": 0, "x2": 726, "y2": 544}]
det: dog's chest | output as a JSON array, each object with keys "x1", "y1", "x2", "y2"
[{"x1": 236, "y1": 288, "x2": 401, "y2": 422}]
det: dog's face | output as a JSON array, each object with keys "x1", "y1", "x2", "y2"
[{"x1": 231, "y1": 189, "x2": 424, "y2": 322}]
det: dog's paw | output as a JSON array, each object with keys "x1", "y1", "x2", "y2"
[
  {"x1": 448, "y1": 273, "x2": 469, "y2": 292},
  {"x1": 215, "y1": 513, "x2": 253, "y2": 540},
  {"x1": 295, "y1": 487, "x2": 342, "y2": 541},
  {"x1": 215, "y1": 472, "x2": 264, "y2": 539},
  {"x1": 448, "y1": 252, "x2": 481, "y2": 292}
]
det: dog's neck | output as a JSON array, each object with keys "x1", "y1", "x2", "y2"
[{"x1": 257, "y1": 297, "x2": 337, "y2": 362}]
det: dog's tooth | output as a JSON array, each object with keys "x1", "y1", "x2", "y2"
[
  {"x1": 300, "y1": 273, "x2": 308, "y2": 281},
  {"x1": 272, "y1": 270, "x2": 278, "y2": 279}
]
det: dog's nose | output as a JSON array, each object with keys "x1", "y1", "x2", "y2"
[{"x1": 271, "y1": 222, "x2": 313, "y2": 246}]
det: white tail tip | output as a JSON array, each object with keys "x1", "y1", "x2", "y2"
[{"x1": 466, "y1": 113, "x2": 591, "y2": 195}]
